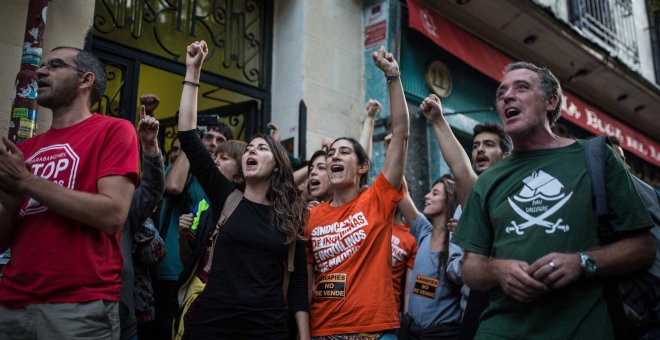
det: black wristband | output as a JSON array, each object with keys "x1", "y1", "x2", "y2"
[{"x1": 182, "y1": 80, "x2": 200, "y2": 87}]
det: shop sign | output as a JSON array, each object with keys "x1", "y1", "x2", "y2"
[
  {"x1": 562, "y1": 93, "x2": 660, "y2": 166},
  {"x1": 425, "y1": 60, "x2": 452, "y2": 97},
  {"x1": 364, "y1": 2, "x2": 388, "y2": 48},
  {"x1": 406, "y1": 0, "x2": 660, "y2": 167}
]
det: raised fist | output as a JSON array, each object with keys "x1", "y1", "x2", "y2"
[
  {"x1": 372, "y1": 46, "x2": 399, "y2": 78},
  {"x1": 419, "y1": 94, "x2": 443, "y2": 123},
  {"x1": 186, "y1": 41, "x2": 208, "y2": 69},
  {"x1": 139, "y1": 93, "x2": 160, "y2": 115},
  {"x1": 365, "y1": 99, "x2": 382, "y2": 119},
  {"x1": 267, "y1": 122, "x2": 281, "y2": 142}
]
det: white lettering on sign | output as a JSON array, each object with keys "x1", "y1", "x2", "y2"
[
  {"x1": 311, "y1": 211, "x2": 370, "y2": 273},
  {"x1": 21, "y1": 144, "x2": 80, "y2": 216},
  {"x1": 585, "y1": 109, "x2": 623, "y2": 139},
  {"x1": 561, "y1": 95, "x2": 660, "y2": 164}
]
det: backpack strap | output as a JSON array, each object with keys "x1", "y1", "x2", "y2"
[
  {"x1": 585, "y1": 136, "x2": 616, "y2": 244},
  {"x1": 585, "y1": 136, "x2": 633, "y2": 339},
  {"x1": 203, "y1": 189, "x2": 243, "y2": 273},
  {"x1": 282, "y1": 241, "x2": 296, "y2": 298}
]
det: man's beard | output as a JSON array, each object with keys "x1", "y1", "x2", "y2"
[{"x1": 37, "y1": 84, "x2": 78, "y2": 110}]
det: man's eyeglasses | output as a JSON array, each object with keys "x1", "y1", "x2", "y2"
[{"x1": 39, "y1": 59, "x2": 86, "y2": 74}]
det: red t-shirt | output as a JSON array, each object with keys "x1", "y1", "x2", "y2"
[
  {"x1": 305, "y1": 174, "x2": 403, "y2": 336},
  {"x1": 0, "y1": 114, "x2": 139, "y2": 308},
  {"x1": 391, "y1": 223, "x2": 417, "y2": 310}
]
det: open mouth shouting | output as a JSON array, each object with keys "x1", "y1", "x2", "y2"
[
  {"x1": 245, "y1": 157, "x2": 258, "y2": 171},
  {"x1": 504, "y1": 107, "x2": 521, "y2": 119},
  {"x1": 330, "y1": 164, "x2": 344, "y2": 173},
  {"x1": 474, "y1": 154, "x2": 490, "y2": 169}
]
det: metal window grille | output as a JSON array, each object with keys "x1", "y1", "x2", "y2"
[{"x1": 571, "y1": 0, "x2": 639, "y2": 67}]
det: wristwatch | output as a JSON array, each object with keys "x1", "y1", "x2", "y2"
[{"x1": 578, "y1": 251, "x2": 597, "y2": 277}]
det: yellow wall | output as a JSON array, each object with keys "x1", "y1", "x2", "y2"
[{"x1": 136, "y1": 64, "x2": 256, "y2": 122}]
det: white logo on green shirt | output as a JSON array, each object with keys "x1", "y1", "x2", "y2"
[{"x1": 505, "y1": 170, "x2": 573, "y2": 235}]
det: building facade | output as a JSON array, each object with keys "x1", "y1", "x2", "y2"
[
  {"x1": 395, "y1": 0, "x2": 660, "y2": 202},
  {"x1": 1, "y1": 0, "x2": 658, "y2": 202}
]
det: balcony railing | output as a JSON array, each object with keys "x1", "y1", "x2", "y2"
[{"x1": 571, "y1": 0, "x2": 639, "y2": 67}]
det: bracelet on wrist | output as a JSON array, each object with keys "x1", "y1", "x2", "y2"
[
  {"x1": 182, "y1": 80, "x2": 201, "y2": 87},
  {"x1": 385, "y1": 72, "x2": 400, "y2": 83}
]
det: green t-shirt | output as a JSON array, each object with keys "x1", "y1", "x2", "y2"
[{"x1": 452, "y1": 140, "x2": 652, "y2": 340}]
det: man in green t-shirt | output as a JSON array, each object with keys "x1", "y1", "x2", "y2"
[{"x1": 451, "y1": 62, "x2": 655, "y2": 339}]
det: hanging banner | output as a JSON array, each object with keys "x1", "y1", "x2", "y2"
[{"x1": 406, "y1": 0, "x2": 660, "y2": 167}]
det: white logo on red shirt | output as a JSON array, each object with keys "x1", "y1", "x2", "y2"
[{"x1": 21, "y1": 144, "x2": 80, "y2": 216}]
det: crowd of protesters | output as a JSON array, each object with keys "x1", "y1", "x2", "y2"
[{"x1": 0, "y1": 39, "x2": 658, "y2": 340}]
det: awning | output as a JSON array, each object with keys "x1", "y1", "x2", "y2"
[{"x1": 407, "y1": 0, "x2": 660, "y2": 167}]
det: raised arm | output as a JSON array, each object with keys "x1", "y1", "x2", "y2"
[
  {"x1": 267, "y1": 121, "x2": 307, "y2": 186},
  {"x1": 166, "y1": 151, "x2": 191, "y2": 195},
  {"x1": 170, "y1": 41, "x2": 208, "y2": 195},
  {"x1": 293, "y1": 167, "x2": 309, "y2": 188},
  {"x1": 178, "y1": 41, "x2": 208, "y2": 132},
  {"x1": 127, "y1": 106, "x2": 166, "y2": 234},
  {"x1": 0, "y1": 134, "x2": 136, "y2": 236},
  {"x1": 420, "y1": 95, "x2": 477, "y2": 207},
  {"x1": 397, "y1": 177, "x2": 420, "y2": 225},
  {"x1": 373, "y1": 47, "x2": 409, "y2": 190},
  {"x1": 358, "y1": 99, "x2": 381, "y2": 161}
]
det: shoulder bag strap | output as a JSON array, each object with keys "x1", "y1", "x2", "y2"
[
  {"x1": 282, "y1": 241, "x2": 296, "y2": 298},
  {"x1": 203, "y1": 189, "x2": 243, "y2": 273}
]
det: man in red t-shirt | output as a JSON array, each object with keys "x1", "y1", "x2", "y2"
[{"x1": 0, "y1": 47, "x2": 139, "y2": 339}]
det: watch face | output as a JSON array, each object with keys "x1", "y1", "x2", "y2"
[
  {"x1": 585, "y1": 258, "x2": 597, "y2": 274},
  {"x1": 580, "y1": 253, "x2": 597, "y2": 275}
]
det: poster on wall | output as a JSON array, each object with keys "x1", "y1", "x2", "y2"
[{"x1": 364, "y1": 2, "x2": 388, "y2": 49}]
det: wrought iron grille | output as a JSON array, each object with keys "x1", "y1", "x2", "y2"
[
  {"x1": 93, "y1": 0, "x2": 267, "y2": 88},
  {"x1": 571, "y1": 0, "x2": 639, "y2": 67},
  {"x1": 93, "y1": 62, "x2": 126, "y2": 118}
]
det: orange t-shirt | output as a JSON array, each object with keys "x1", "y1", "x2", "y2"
[
  {"x1": 391, "y1": 223, "x2": 417, "y2": 310},
  {"x1": 305, "y1": 174, "x2": 403, "y2": 336}
]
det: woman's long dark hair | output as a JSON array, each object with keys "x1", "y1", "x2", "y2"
[
  {"x1": 431, "y1": 174, "x2": 458, "y2": 269},
  {"x1": 250, "y1": 133, "x2": 308, "y2": 244}
]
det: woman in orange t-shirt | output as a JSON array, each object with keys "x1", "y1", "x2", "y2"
[{"x1": 305, "y1": 47, "x2": 409, "y2": 339}]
